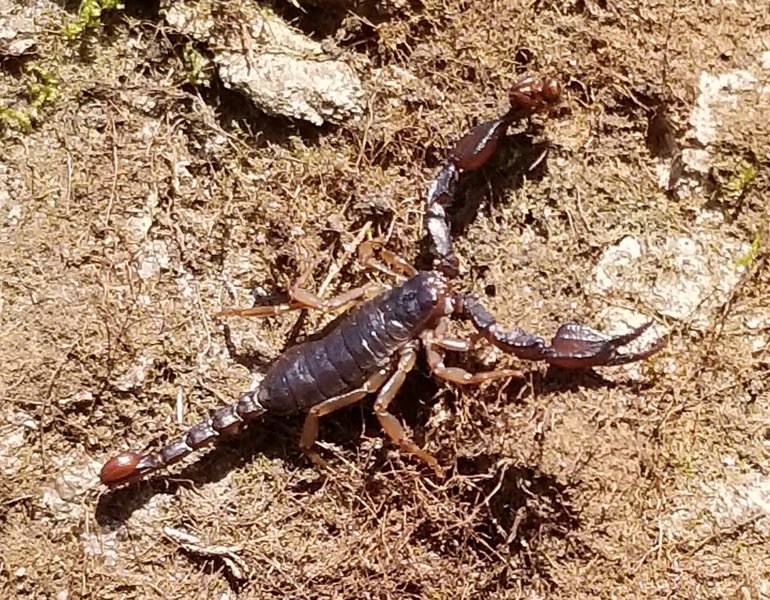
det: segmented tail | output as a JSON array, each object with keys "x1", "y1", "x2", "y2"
[{"x1": 100, "y1": 391, "x2": 266, "y2": 486}]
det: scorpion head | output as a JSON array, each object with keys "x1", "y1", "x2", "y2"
[{"x1": 392, "y1": 271, "x2": 454, "y2": 334}]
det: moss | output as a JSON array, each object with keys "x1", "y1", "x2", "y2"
[
  {"x1": 0, "y1": 65, "x2": 59, "y2": 134},
  {"x1": 64, "y1": 0, "x2": 124, "y2": 38},
  {"x1": 182, "y1": 42, "x2": 207, "y2": 86},
  {"x1": 26, "y1": 65, "x2": 59, "y2": 109},
  {"x1": 0, "y1": 106, "x2": 32, "y2": 132},
  {"x1": 725, "y1": 161, "x2": 757, "y2": 198},
  {"x1": 735, "y1": 230, "x2": 762, "y2": 268}
]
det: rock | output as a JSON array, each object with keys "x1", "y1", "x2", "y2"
[
  {"x1": 0, "y1": 409, "x2": 37, "y2": 476},
  {"x1": 112, "y1": 352, "x2": 155, "y2": 391},
  {"x1": 135, "y1": 240, "x2": 171, "y2": 280},
  {"x1": 666, "y1": 474, "x2": 770, "y2": 541},
  {"x1": 0, "y1": 0, "x2": 37, "y2": 57},
  {"x1": 689, "y1": 70, "x2": 757, "y2": 147},
  {"x1": 164, "y1": 0, "x2": 364, "y2": 125},
  {"x1": 744, "y1": 310, "x2": 770, "y2": 352},
  {"x1": 659, "y1": 64, "x2": 766, "y2": 198},
  {"x1": 40, "y1": 455, "x2": 102, "y2": 522},
  {"x1": 592, "y1": 232, "x2": 750, "y2": 330},
  {"x1": 761, "y1": 51, "x2": 770, "y2": 71},
  {"x1": 647, "y1": 235, "x2": 748, "y2": 328},
  {"x1": 593, "y1": 236, "x2": 643, "y2": 294},
  {"x1": 57, "y1": 390, "x2": 94, "y2": 407}
]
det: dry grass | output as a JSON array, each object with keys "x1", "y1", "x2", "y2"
[{"x1": 1, "y1": 0, "x2": 769, "y2": 598}]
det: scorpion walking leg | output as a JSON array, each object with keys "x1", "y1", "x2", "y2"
[
  {"x1": 289, "y1": 256, "x2": 390, "y2": 311},
  {"x1": 358, "y1": 240, "x2": 418, "y2": 280},
  {"x1": 215, "y1": 280, "x2": 385, "y2": 318},
  {"x1": 459, "y1": 294, "x2": 666, "y2": 368},
  {"x1": 299, "y1": 369, "x2": 390, "y2": 467},
  {"x1": 289, "y1": 280, "x2": 385, "y2": 312},
  {"x1": 220, "y1": 241, "x2": 416, "y2": 319},
  {"x1": 373, "y1": 344, "x2": 444, "y2": 477},
  {"x1": 422, "y1": 318, "x2": 523, "y2": 385}
]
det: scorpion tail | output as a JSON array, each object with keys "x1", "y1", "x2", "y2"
[
  {"x1": 99, "y1": 390, "x2": 266, "y2": 487},
  {"x1": 425, "y1": 75, "x2": 562, "y2": 277}
]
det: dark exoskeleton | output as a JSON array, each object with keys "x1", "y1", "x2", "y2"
[{"x1": 100, "y1": 76, "x2": 666, "y2": 486}]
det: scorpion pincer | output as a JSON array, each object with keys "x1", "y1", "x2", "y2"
[{"x1": 100, "y1": 75, "x2": 665, "y2": 487}]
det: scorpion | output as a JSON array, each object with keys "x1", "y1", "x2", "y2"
[{"x1": 100, "y1": 75, "x2": 665, "y2": 486}]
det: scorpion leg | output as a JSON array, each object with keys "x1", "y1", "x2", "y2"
[
  {"x1": 422, "y1": 318, "x2": 523, "y2": 385},
  {"x1": 299, "y1": 368, "x2": 390, "y2": 467},
  {"x1": 373, "y1": 344, "x2": 444, "y2": 477},
  {"x1": 358, "y1": 240, "x2": 418, "y2": 280},
  {"x1": 218, "y1": 242, "x2": 415, "y2": 319},
  {"x1": 215, "y1": 280, "x2": 385, "y2": 318},
  {"x1": 289, "y1": 280, "x2": 385, "y2": 313},
  {"x1": 459, "y1": 294, "x2": 666, "y2": 368}
]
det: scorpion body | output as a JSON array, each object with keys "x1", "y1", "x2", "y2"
[
  {"x1": 258, "y1": 271, "x2": 449, "y2": 415},
  {"x1": 100, "y1": 76, "x2": 665, "y2": 487}
]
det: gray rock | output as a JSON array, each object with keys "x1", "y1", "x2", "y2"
[{"x1": 164, "y1": 1, "x2": 364, "y2": 125}]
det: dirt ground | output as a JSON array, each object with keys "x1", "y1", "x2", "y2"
[{"x1": 1, "y1": 0, "x2": 769, "y2": 598}]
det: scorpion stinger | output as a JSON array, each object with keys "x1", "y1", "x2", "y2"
[{"x1": 425, "y1": 75, "x2": 562, "y2": 276}]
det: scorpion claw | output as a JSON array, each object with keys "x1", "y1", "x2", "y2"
[
  {"x1": 461, "y1": 295, "x2": 666, "y2": 369},
  {"x1": 545, "y1": 322, "x2": 666, "y2": 368}
]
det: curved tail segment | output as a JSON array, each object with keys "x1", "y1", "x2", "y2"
[
  {"x1": 99, "y1": 391, "x2": 267, "y2": 486},
  {"x1": 425, "y1": 75, "x2": 562, "y2": 277}
]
